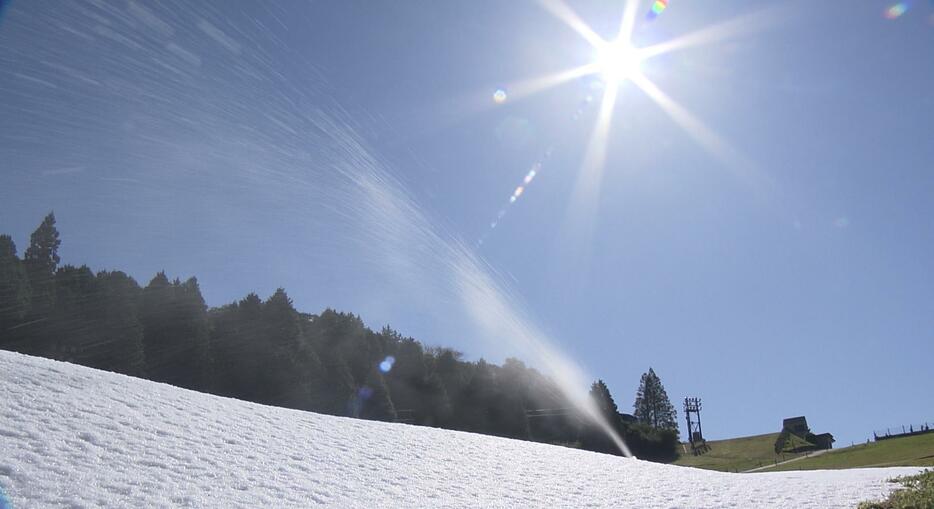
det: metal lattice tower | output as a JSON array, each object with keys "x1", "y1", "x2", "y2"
[{"x1": 684, "y1": 397, "x2": 705, "y2": 451}]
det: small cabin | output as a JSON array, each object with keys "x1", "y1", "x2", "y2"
[
  {"x1": 813, "y1": 433, "x2": 835, "y2": 450},
  {"x1": 619, "y1": 413, "x2": 637, "y2": 424},
  {"x1": 780, "y1": 416, "x2": 834, "y2": 450},
  {"x1": 782, "y1": 416, "x2": 810, "y2": 436}
]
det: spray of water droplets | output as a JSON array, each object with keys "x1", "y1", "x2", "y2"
[{"x1": 0, "y1": 0, "x2": 631, "y2": 457}]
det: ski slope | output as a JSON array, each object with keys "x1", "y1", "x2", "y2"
[{"x1": 0, "y1": 351, "x2": 918, "y2": 508}]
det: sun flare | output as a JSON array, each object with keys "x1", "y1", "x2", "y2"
[
  {"x1": 482, "y1": 0, "x2": 774, "y2": 249},
  {"x1": 594, "y1": 40, "x2": 643, "y2": 84}
]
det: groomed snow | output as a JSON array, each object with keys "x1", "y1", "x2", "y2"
[{"x1": 0, "y1": 350, "x2": 918, "y2": 508}]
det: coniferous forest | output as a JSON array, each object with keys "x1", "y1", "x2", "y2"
[{"x1": 0, "y1": 213, "x2": 679, "y2": 461}]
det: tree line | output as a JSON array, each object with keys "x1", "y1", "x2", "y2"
[{"x1": 0, "y1": 212, "x2": 679, "y2": 460}]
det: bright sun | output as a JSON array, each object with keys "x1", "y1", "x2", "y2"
[{"x1": 595, "y1": 40, "x2": 643, "y2": 84}]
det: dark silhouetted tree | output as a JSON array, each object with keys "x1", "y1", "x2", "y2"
[
  {"x1": 633, "y1": 367, "x2": 678, "y2": 432},
  {"x1": 23, "y1": 212, "x2": 60, "y2": 318},
  {"x1": 49, "y1": 264, "x2": 98, "y2": 363},
  {"x1": 257, "y1": 289, "x2": 325, "y2": 409},
  {"x1": 524, "y1": 369, "x2": 580, "y2": 445},
  {"x1": 210, "y1": 293, "x2": 264, "y2": 401},
  {"x1": 305, "y1": 309, "x2": 362, "y2": 415},
  {"x1": 140, "y1": 273, "x2": 211, "y2": 391},
  {"x1": 496, "y1": 358, "x2": 532, "y2": 439},
  {"x1": 356, "y1": 366, "x2": 396, "y2": 421},
  {"x1": 0, "y1": 235, "x2": 30, "y2": 337},
  {"x1": 581, "y1": 379, "x2": 625, "y2": 454},
  {"x1": 449, "y1": 359, "x2": 494, "y2": 433},
  {"x1": 382, "y1": 328, "x2": 450, "y2": 426},
  {"x1": 590, "y1": 379, "x2": 620, "y2": 422},
  {"x1": 92, "y1": 270, "x2": 146, "y2": 376}
]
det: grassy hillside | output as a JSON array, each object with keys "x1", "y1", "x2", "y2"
[
  {"x1": 859, "y1": 469, "x2": 934, "y2": 509},
  {"x1": 759, "y1": 433, "x2": 934, "y2": 472},
  {"x1": 673, "y1": 432, "x2": 815, "y2": 472}
]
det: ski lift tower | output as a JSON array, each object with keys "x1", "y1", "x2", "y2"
[{"x1": 684, "y1": 397, "x2": 707, "y2": 453}]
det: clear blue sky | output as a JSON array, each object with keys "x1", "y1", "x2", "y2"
[{"x1": 1, "y1": 0, "x2": 932, "y2": 447}]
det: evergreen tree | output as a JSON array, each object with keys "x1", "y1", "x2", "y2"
[
  {"x1": 0, "y1": 235, "x2": 30, "y2": 337},
  {"x1": 382, "y1": 331, "x2": 426, "y2": 419},
  {"x1": 449, "y1": 358, "x2": 495, "y2": 433},
  {"x1": 258, "y1": 289, "x2": 325, "y2": 409},
  {"x1": 49, "y1": 264, "x2": 97, "y2": 362},
  {"x1": 356, "y1": 366, "x2": 396, "y2": 421},
  {"x1": 589, "y1": 379, "x2": 620, "y2": 422},
  {"x1": 139, "y1": 273, "x2": 211, "y2": 391},
  {"x1": 379, "y1": 328, "x2": 450, "y2": 426},
  {"x1": 525, "y1": 370, "x2": 580, "y2": 445},
  {"x1": 633, "y1": 367, "x2": 678, "y2": 432},
  {"x1": 305, "y1": 309, "x2": 358, "y2": 415},
  {"x1": 581, "y1": 379, "x2": 625, "y2": 454},
  {"x1": 322, "y1": 355, "x2": 356, "y2": 416},
  {"x1": 495, "y1": 358, "x2": 532, "y2": 439},
  {"x1": 175, "y1": 276, "x2": 212, "y2": 390},
  {"x1": 210, "y1": 294, "x2": 263, "y2": 401},
  {"x1": 23, "y1": 212, "x2": 61, "y2": 317},
  {"x1": 420, "y1": 347, "x2": 457, "y2": 426},
  {"x1": 92, "y1": 271, "x2": 146, "y2": 376}
]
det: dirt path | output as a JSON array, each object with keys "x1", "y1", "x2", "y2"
[{"x1": 743, "y1": 449, "x2": 831, "y2": 473}]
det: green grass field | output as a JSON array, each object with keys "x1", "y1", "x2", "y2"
[
  {"x1": 858, "y1": 469, "x2": 934, "y2": 509},
  {"x1": 758, "y1": 432, "x2": 934, "y2": 472},
  {"x1": 672, "y1": 432, "x2": 815, "y2": 472}
]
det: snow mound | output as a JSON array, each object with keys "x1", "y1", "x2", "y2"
[{"x1": 0, "y1": 350, "x2": 918, "y2": 507}]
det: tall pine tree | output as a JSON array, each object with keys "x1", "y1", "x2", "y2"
[
  {"x1": 633, "y1": 367, "x2": 678, "y2": 431},
  {"x1": 589, "y1": 379, "x2": 620, "y2": 422},
  {"x1": 0, "y1": 235, "x2": 30, "y2": 337},
  {"x1": 579, "y1": 379, "x2": 628, "y2": 454},
  {"x1": 93, "y1": 270, "x2": 146, "y2": 376},
  {"x1": 49, "y1": 264, "x2": 97, "y2": 362},
  {"x1": 258, "y1": 288, "x2": 325, "y2": 410},
  {"x1": 140, "y1": 273, "x2": 212, "y2": 392},
  {"x1": 23, "y1": 212, "x2": 61, "y2": 317},
  {"x1": 356, "y1": 366, "x2": 397, "y2": 422}
]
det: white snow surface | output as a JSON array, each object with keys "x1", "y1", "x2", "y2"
[{"x1": 0, "y1": 351, "x2": 919, "y2": 508}]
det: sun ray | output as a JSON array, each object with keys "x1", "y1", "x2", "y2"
[
  {"x1": 556, "y1": 79, "x2": 620, "y2": 266},
  {"x1": 479, "y1": 0, "x2": 773, "y2": 254},
  {"x1": 629, "y1": 72, "x2": 767, "y2": 186},
  {"x1": 536, "y1": 0, "x2": 607, "y2": 49},
  {"x1": 639, "y1": 4, "x2": 791, "y2": 60},
  {"x1": 575, "y1": 80, "x2": 620, "y2": 205},
  {"x1": 381, "y1": 62, "x2": 602, "y2": 152},
  {"x1": 505, "y1": 64, "x2": 599, "y2": 102},
  {"x1": 617, "y1": 0, "x2": 643, "y2": 46}
]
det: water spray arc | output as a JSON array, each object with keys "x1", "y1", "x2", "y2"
[
  {"x1": 348, "y1": 139, "x2": 633, "y2": 457},
  {"x1": 1, "y1": 0, "x2": 641, "y2": 458}
]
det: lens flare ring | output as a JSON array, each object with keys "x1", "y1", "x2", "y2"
[
  {"x1": 884, "y1": 2, "x2": 910, "y2": 19},
  {"x1": 379, "y1": 355, "x2": 396, "y2": 373}
]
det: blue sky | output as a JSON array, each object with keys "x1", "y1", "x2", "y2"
[{"x1": 1, "y1": 0, "x2": 932, "y2": 446}]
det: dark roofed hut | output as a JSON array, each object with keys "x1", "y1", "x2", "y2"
[
  {"x1": 813, "y1": 433, "x2": 835, "y2": 450},
  {"x1": 782, "y1": 416, "x2": 810, "y2": 437}
]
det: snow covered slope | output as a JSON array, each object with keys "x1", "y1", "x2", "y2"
[{"x1": 0, "y1": 351, "x2": 918, "y2": 508}]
